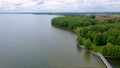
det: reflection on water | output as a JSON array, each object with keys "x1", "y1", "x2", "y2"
[
  {"x1": 84, "y1": 50, "x2": 91, "y2": 60},
  {"x1": 0, "y1": 14, "x2": 106, "y2": 68},
  {"x1": 106, "y1": 58, "x2": 120, "y2": 68}
]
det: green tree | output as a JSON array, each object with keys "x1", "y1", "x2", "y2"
[
  {"x1": 91, "y1": 15, "x2": 96, "y2": 19},
  {"x1": 87, "y1": 31, "x2": 93, "y2": 39},
  {"x1": 106, "y1": 43, "x2": 113, "y2": 55},
  {"x1": 81, "y1": 27, "x2": 89, "y2": 38},
  {"x1": 115, "y1": 36, "x2": 120, "y2": 45},
  {"x1": 77, "y1": 36, "x2": 83, "y2": 45},
  {"x1": 93, "y1": 33, "x2": 104, "y2": 45},
  {"x1": 107, "y1": 36, "x2": 116, "y2": 44},
  {"x1": 84, "y1": 38, "x2": 92, "y2": 49}
]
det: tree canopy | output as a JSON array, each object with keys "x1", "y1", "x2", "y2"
[{"x1": 51, "y1": 15, "x2": 120, "y2": 58}]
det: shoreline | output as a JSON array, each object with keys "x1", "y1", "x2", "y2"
[
  {"x1": 77, "y1": 44, "x2": 112, "y2": 68},
  {"x1": 54, "y1": 25, "x2": 120, "y2": 59},
  {"x1": 77, "y1": 44, "x2": 99, "y2": 58},
  {"x1": 52, "y1": 25, "x2": 113, "y2": 67},
  {"x1": 57, "y1": 26, "x2": 120, "y2": 59}
]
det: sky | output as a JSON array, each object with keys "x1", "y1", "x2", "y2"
[{"x1": 0, "y1": 0, "x2": 120, "y2": 12}]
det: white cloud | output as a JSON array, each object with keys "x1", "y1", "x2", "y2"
[{"x1": 0, "y1": 0, "x2": 120, "y2": 12}]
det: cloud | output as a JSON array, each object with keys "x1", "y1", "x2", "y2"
[
  {"x1": 0, "y1": 0, "x2": 44, "y2": 10},
  {"x1": 0, "y1": 0, "x2": 120, "y2": 12}
]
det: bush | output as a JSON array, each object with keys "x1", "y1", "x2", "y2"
[{"x1": 84, "y1": 38, "x2": 92, "y2": 49}]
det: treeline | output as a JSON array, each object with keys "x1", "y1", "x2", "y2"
[{"x1": 51, "y1": 15, "x2": 120, "y2": 58}]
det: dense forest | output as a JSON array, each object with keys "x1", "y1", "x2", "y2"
[{"x1": 51, "y1": 15, "x2": 120, "y2": 58}]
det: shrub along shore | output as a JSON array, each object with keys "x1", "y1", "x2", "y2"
[{"x1": 51, "y1": 15, "x2": 120, "y2": 58}]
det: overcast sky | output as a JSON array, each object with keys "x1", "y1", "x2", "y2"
[{"x1": 0, "y1": 0, "x2": 120, "y2": 12}]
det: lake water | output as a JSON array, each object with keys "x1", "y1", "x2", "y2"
[
  {"x1": 0, "y1": 14, "x2": 106, "y2": 68},
  {"x1": 106, "y1": 58, "x2": 120, "y2": 68}
]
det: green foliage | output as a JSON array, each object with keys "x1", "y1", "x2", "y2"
[
  {"x1": 52, "y1": 15, "x2": 98, "y2": 30},
  {"x1": 107, "y1": 36, "x2": 116, "y2": 44},
  {"x1": 93, "y1": 33, "x2": 105, "y2": 45},
  {"x1": 76, "y1": 27, "x2": 82, "y2": 34},
  {"x1": 77, "y1": 36, "x2": 83, "y2": 45},
  {"x1": 115, "y1": 36, "x2": 120, "y2": 45},
  {"x1": 87, "y1": 31, "x2": 93, "y2": 38},
  {"x1": 90, "y1": 15, "x2": 96, "y2": 19},
  {"x1": 80, "y1": 27, "x2": 89, "y2": 38},
  {"x1": 101, "y1": 43, "x2": 120, "y2": 57},
  {"x1": 51, "y1": 15, "x2": 120, "y2": 58},
  {"x1": 84, "y1": 38, "x2": 92, "y2": 49}
]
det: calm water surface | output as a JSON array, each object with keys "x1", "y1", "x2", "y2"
[
  {"x1": 106, "y1": 58, "x2": 120, "y2": 68},
  {"x1": 0, "y1": 14, "x2": 106, "y2": 68}
]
